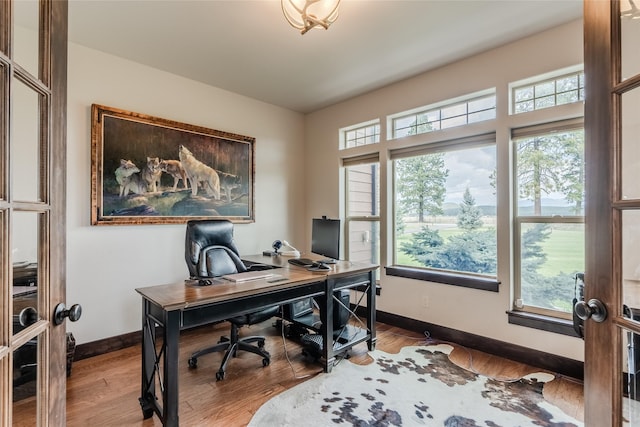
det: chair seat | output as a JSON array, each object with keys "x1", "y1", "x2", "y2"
[{"x1": 229, "y1": 305, "x2": 280, "y2": 326}]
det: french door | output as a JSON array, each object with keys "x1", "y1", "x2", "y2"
[
  {"x1": 0, "y1": 0, "x2": 68, "y2": 425},
  {"x1": 583, "y1": 1, "x2": 640, "y2": 425}
]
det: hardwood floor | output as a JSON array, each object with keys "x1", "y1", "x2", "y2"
[{"x1": 61, "y1": 319, "x2": 584, "y2": 426}]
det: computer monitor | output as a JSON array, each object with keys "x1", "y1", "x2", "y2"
[{"x1": 311, "y1": 217, "x2": 340, "y2": 263}]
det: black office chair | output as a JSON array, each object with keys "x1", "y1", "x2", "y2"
[{"x1": 184, "y1": 219, "x2": 279, "y2": 381}]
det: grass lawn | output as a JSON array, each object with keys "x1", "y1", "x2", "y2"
[
  {"x1": 537, "y1": 226, "x2": 584, "y2": 276},
  {"x1": 394, "y1": 222, "x2": 584, "y2": 276}
]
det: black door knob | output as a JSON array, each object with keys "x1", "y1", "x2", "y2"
[
  {"x1": 574, "y1": 298, "x2": 607, "y2": 323},
  {"x1": 53, "y1": 303, "x2": 82, "y2": 325},
  {"x1": 18, "y1": 306, "x2": 38, "y2": 327}
]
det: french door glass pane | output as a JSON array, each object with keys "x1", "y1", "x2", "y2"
[
  {"x1": 623, "y1": 327, "x2": 640, "y2": 426},
  {"x1": 621, "y1": 86, "x2": 640, "y2": 201},
  {"x1": 12, "y1": 211, "x2": 40, "y2": 336},
  {"x1": 12, "y1": 334, "x2": 40, "y2": 425},
  {"x1": 621, "y1": 4, "x2": 640, "y2": 81},
  {"x1": 623, "y1": 210, "x2": 640, "y2": 328},
  {"x1": 11, "y1": 77, "x2": 41, "y2": 202},
  {"x1": 13, "y1": 0, "x2": 39, "y2": 78}
]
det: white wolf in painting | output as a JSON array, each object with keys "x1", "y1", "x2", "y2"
[
  {"x1": 178, "y1": 145, "x2": 221, "y2": 199},
  {"x1": 114, "y1": 159, "x2": 145, "y2": 197}
]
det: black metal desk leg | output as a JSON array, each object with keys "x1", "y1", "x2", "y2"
[
  {"x1": 163, "y1": 310, "x2": 181, "y2": 426},
  {"x1": 322, "y1": 278, "x2": 335, "y2": 373},
  {"x1": 139, "y1": 300, "x2": 157, "y2": 419},
  {"x1": 367, "y1": 270, "x2": 377, "y2": 351}
]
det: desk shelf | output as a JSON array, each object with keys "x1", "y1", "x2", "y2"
[{"x1": 282, "y1": 311, "x2": 371, "y2": 361}]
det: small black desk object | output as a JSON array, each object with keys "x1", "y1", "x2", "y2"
[{"x1": 136, "y1": 257, "x2": 377, "y2": 426}]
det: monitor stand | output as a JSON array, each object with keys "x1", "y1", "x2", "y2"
[{"x1": 318, "y1": 258, "x2": 337, "y2": 264}]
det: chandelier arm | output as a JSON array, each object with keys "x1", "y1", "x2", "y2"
[{"x1": 281, "y1": 0, "x2": 341, "y2": 34}]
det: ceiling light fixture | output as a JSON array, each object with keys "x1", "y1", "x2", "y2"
[{"x1": 281, "y1": 0, "x2": 340, "y2": 35}]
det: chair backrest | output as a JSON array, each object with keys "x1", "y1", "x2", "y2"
[{"x1": 185, "y1": 220, "x2": 248, "y2": 278}]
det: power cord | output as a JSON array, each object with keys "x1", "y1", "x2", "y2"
[{"x1": 278, "y1": 316, "x2": 322, "y2": 380}]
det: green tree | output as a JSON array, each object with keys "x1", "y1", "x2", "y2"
[
  {"x1": 520, "y1": 223, "x2": 550, "y2": 283},
  {"x1": 395, "y1": 154, "x2": 448, "y2": 223},
  {"x1": 401, "y1": 188, "x2": 496, "y2": 275},
  {"x1": 400, "y1": 226, "x2": 443, "y2": 260},
  {"x1": 457, "y1": 187, "x2": 483, "y2": 231},
  {"x1": 557, "y1": 130, "x2": 585, "y2": 214},
  {"x1": 517, "y1": 130, "x2": 584, "y2": 215},
  {"x1": 440, "y1": 230, "x2": 497, "y2": 274},
  {"x1": 489, "y1": 168, "x2": 497, "y2": 196}
]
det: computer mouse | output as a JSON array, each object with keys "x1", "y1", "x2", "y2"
[{"x1": 198, "y1": 278, "x2": 213, "y2": 286}]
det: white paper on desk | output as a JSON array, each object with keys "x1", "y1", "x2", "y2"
[{"x1": 221, "y1": 270, "x2": 278, "y2": 282}]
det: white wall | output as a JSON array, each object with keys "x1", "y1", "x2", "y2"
[
  {"x1": 66, "y1": 42, "x2": 306, "y2": 344},
  {"x1": 305, "y1": 20, "x2": 585, "y2": 361}
]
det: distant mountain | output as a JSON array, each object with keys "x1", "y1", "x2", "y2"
[
  {"x1": 442, "y1": 203, "x2": 496, "y2": 216},
  {"x1": 440, "y1": 199, "x2": 581, "y2": 216},
  {"x1": 518, "y1": 197, "x2": 576, "y2": 207}
]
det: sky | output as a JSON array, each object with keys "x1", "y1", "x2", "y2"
[{"x1": 443, "y1": 145, "x2": 495, "y2": 206}]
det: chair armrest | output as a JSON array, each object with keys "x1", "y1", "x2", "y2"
[{"x1": 247, "y1": 263, "x2": 275, "y2": 271}]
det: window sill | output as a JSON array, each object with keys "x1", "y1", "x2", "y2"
[
  {"x1": 507, "y1": 310, "x2": 581, "y2": 338},
  {"x1": 385, "y1": 265, "x2": 500, "y2": 292}
]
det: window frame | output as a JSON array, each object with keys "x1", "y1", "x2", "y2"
[
  {"x1": 389, "y1": 89, "x2": 496, "y2": 140},
  {"x1": 511, "y1": 69, "x2": 585, "y2": 115},
  {"x1": 511, "y1": 119, "x2": 585, "y2": 320},
  {"x1": 388, "y1": 133, "x2": 500, "y2": 291},
  {"x1": 341, "y1": 120, "x2": 380, "y2": 150},
  {"x1": 343, "y1": 154, "x2": 381, "y2": 279}
]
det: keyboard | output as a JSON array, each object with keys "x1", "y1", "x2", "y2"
[
  {"x1": 221, "y1": 270, "x2": 277, "y2": 282},
  {"x1": 288, "y1": 258, "x2": 315, "y2": 267}
]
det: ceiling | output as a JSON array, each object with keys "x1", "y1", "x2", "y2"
[{"x1": 67, "y1": 1, "x2": 583, "y2": 114}]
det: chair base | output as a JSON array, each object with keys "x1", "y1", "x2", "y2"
[{"x1": 187, "y1": 324, "x2": 271, "y2": 381}]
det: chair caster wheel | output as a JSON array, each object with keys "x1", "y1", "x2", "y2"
[
  {"x1": 216, "y1": 371, "x2": 225, "y2": 381},
  {"x1": 142, "y1": 409, "x2": 154, "y2": 419},
  {"x1": 188, "y1": 357, "x2": 198, "y2": 368},
  {"x1": 262, "y1": 358, "x2": 270, "y2": 367}
]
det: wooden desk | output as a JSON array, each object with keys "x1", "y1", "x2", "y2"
[{"x1": 136, "y1": 259, "x2": 377, "y2": 426}]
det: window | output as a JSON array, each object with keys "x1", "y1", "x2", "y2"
[
  {"x1": 344, "y1": 155, "x2": 380, "y2": 278},
  {"x1": 512, "y1": 71, "x2": 585, "y2": 114},
  {"x1": 390, "y1": 135, "x2": 497, "y2": 286},
  {"x1": 513, "y1": 120, "x2": 585, "y2": 319},
  {"x1": 342, "y1": 122, "x2": 380, "y2": 149},
  {"x1": 391, "y1": 92, "x2": 496, "y2": 139}
]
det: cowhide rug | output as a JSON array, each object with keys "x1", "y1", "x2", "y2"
[{"x1": 249, "y1": 344, "x2": 582, "y2": 427}]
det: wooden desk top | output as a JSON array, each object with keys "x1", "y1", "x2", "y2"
[
  {"x1": 136, "y1": 257, "x2": 377, "y2": 312},
  {"x1": 242, "y1": 254, "x2": 377, "y2": 279},
  {"x1": 136, "y1": 268, "x2": 322, "y2": 311}
]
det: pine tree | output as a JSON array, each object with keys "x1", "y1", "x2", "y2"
[
  {"x1": 395, "y1": 154, "x2": 448, "y2": 223},
  {"x1": 457, "y1": 187, "x2": 483, "y2": 231}
]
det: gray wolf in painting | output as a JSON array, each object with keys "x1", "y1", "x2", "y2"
[
  {"x1": 159, "y1": 159, "x2": 188, "y2": 192},
  {"x1": 142, "y1": 156, "x2": 162, "y2": 192},
  {"x1": 178, "y1": 145, "x2": 221, "y2": 199},
  {"x1": 218, "y1": 171, "x2": 242, "y2": 202},
  {"x1": 114, "y1": 159, "x2": 145, "y2": 197}
]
